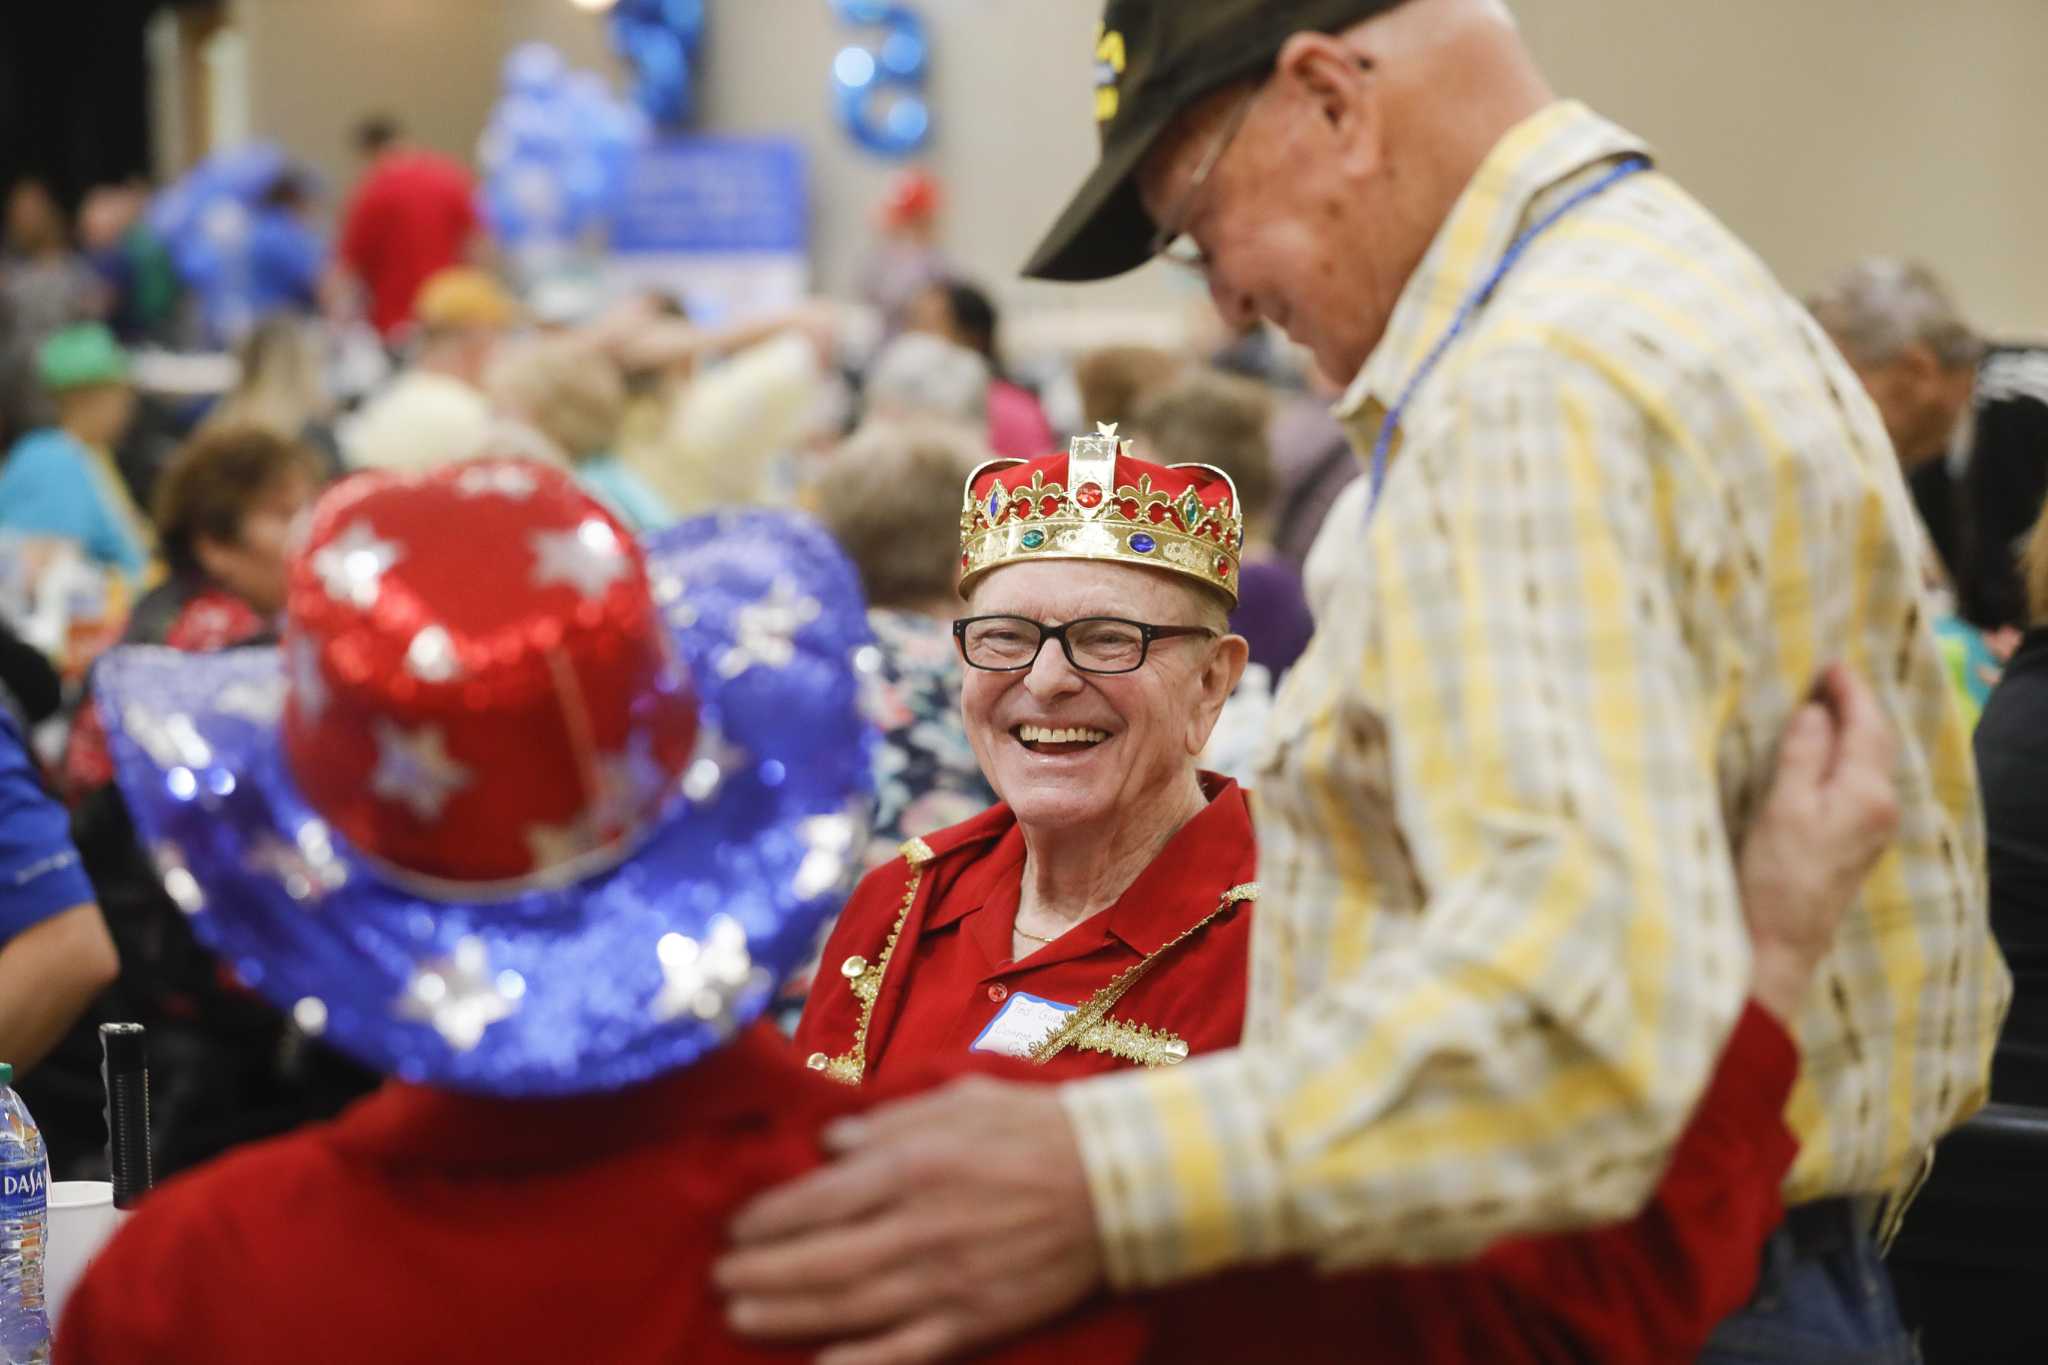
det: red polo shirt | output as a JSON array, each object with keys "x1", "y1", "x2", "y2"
[{"x1": 796, "y1": 775, "x2": 1256, "y2": 1083}]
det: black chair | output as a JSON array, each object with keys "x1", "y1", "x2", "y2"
[{"x1": 1889, "y1": 1102, "x2": 2048, "y2": 1362}]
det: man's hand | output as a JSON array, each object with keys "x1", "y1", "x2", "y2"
[
  {"x1": 1737, "y1": 662, "x2": 1900, "y2": 1024},
  {"x1": 717, "y1": 1076, "x2": 1103, "y2": 1365}
]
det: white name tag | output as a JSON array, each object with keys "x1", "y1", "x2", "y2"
[{"x1": 970, "y1": 992, "x2": 1077, "y2": 1059}]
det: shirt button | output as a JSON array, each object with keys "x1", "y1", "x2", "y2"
[{"x1": 987, "y1": 983, "x2": 1008, "y2": 1003}]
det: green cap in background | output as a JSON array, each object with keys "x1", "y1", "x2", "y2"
[
  {"x1": 36, "y1": 322, "x2": 131, "y2": 392},
  {"x1": 0, "y1": 1061, "x2": 12, "y2": 1088},
  {"x1": 1023, "y1": 0, "x2": 1407, "y2": 282}
]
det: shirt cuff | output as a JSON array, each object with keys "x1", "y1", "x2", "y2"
[{"x1": 1060, "y1": 1048, "x2": 1288, "y2": 1290}]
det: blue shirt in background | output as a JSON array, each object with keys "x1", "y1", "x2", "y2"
[
  {"x1": 0, "y1": 428, "x2": 148, "y2": 578},
  {"x1": 0, "y1": 708, "x2": 94, "y2": 943}
]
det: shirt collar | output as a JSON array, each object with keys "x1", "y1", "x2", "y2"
[
  {"x1": 923, "y1": 773, "x2": 1255, "y2": 958},
  {"x1": 1334, "y1": 101, "x2": 1654, "y2": 427}
]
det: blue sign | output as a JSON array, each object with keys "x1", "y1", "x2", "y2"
[{"x1": 612, "y1": 137, "x2": 808, "y2": 254}]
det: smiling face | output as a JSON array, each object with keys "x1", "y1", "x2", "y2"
[{"x1": 961, "y1": 559, "x2": 1244, "y2": 837}]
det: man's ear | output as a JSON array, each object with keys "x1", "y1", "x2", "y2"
[
  {"x1": 1185, "y1": 634, "x2": 1251, "y2": 757},
  {"x1": 1271, "y1": 32, "x2": 1380, "y2": 172}
]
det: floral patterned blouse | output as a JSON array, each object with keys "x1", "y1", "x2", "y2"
[{"x1": 860, "y1": 608, "x2": 996, "y2": 870}]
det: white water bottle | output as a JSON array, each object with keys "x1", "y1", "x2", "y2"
[{"x1": 0, "y1": 1063, "x2": 50, "y2": 1365}]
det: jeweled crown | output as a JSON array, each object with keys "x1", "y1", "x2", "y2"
[{"x1": 958, "y1": 424, "x2": 1243, "y2": 604}]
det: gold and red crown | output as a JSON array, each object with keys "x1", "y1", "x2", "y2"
[{"x1": 958, "y1": 424, "x2": 1243, "y2": 604}]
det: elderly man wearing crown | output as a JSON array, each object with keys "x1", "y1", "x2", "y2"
[
  {"x1": 794, "y1": 425, "x2": 1257, "y2": 1080},
  {"x1": 762, "y1": 428, "x2": 1905, "y2": 1362}
]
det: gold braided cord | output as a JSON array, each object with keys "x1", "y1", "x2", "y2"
[
  {"x1": 805, "y1": 837, "x2": 935, "y2": 1086},
  {"x1": 1028, "y1": 882, "x2": 1257, "y2": 1069}
]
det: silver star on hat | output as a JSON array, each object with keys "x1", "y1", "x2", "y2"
[
  {"x1": 395, "y1": 936, "x2": 524, "y2": 1052},
  {"x1": 716, "y1": 578, "x2": 820, "y2": 678},
  {"x1": 651, "y1": 915, "x2": 759, "y2": 1025},
  {"x1": 530, "y1": 518, "x2": 630, "y2": 598},
  {"x1": 369, "y1": 719, "x2": 473, "y2": 822},
  {"x1": 311, "y1": 520, "x2": 403, "y2": 609}
]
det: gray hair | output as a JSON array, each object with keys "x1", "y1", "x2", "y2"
[
  {"x1": 1808, "y1": 258, "x2": 1984, "y2": 371},
  {"x1": 811, "y1": 417, "x2": 990, "y2": 609},
  {"x1": 864, "y1": 332, "x2": 990, "y2": 426}
]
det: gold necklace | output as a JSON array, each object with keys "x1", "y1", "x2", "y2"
[{"x1": 1013, "y1": 922, "x2": 1060, "y2": 945}]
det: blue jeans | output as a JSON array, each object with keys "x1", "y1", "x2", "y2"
[{"x1": 1697, "y1": 1199, "x2": 1918, "y2": 1363}]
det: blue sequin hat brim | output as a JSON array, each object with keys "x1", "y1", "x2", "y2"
[{"x1": 96, "y1": 510, "x2": 876, "y2": 1099}]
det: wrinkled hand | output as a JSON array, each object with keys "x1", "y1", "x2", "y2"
[
  {"x1": 1736, "y1": 662, "x2": 1900, "y2": 1022},
  {"x1": 718, "y1": 1076, "x2": 1103, "y2": 1365}
]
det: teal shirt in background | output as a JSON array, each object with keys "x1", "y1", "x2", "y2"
[
  {"x1": 0, "y1": 428, "x2": 148, "y2": 578},
  {"x1": 575, "y1": 455, "x2": 674, "y2": 536}
]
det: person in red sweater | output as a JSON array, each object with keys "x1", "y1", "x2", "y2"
[
  {"x1": 57, "y1": 458, "x2": 1898, "y2": 1363},
  {"x1": 334, "y1": 116, "x2": 484, "y2": 342}
]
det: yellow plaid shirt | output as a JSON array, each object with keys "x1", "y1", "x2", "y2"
[{"x1": 1061, "y1": 101, "x2": 2010, "y2": 1287}]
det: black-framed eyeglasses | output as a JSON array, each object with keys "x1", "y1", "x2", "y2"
[{"x1": 952, "y1": 615, "x2": 1216, "y2": 676}]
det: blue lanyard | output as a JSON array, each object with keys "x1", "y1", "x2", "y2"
[{"x1": 1364, "y1": 155, "x2": 1651, "y2": 522}]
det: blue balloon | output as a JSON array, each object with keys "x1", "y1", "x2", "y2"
[
  {"x1": 149, "y1": 142, "x2": 318, "y2": 346},
  {"x1": 478, "y1": 44, "x2": 649, "y2": 252},
  {"x1": 830, "y1": 0, "x2": 930, "y2": 158},
  {"x1": 611, "y1": 0, "x2": 705, "y2": 127},
  {"x1": 505, "y1": 42, "x2": 566, "y2": 98},
  {"x1": 879, "y1": 29, "x2": 924, "y2": 78}
]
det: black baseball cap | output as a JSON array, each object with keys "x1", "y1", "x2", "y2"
[{"x1": 1022, "y1": 0, "x2": 1408, "y2": 282}]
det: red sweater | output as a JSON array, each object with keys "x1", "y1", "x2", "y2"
[
  {"x1": 57, "y1": 1008, "x2": 1795, "y2": 1364},
  {"x1": 336, "y1": 150, "x2": 479, "y2": 339}
]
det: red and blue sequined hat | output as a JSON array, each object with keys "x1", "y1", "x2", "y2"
[
  {"x1": 958, "y1": 423, "x2": 1244, "y2": 604},
  {"x1": 95, "y1": 460, "x2": 875, "y2": 1098}
]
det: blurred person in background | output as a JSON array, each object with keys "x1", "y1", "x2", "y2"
[
  {"x1": 610, "y1": 301, "x2": 839, "y2": 517},
  {"x1": 124, "y1": 425, "x2": 322, "y2": 650},
  {"x1": 0, "y1": 322, "x2": 149, "y2": 581},
  {"x1": 489, "y1": 334, "x2": 671, "y2": 533},
  {"x1": 35, "y1": 428, "x2": 339, "y2": 1180},
  {"x1": 859, "y1": 167, "x2": 952, "y2": 336},
  {"x1": 1973, "y1": 504, "x2": 2048, "y2": 1109},
  {"x1": 811, "y1": 417, "x2": 996, "y2": 869},
  {"x1": 907, "y1": 279, "x2": 1057, "y2": 460},
  {"x1": 2, "y1": 180, "x2": 102, "y2": 347},
  {"x1": 1072, "y1": 343, "x2": 1185, "y2": 430},
  {"x1": 1883, "y1": 497, "x2": 2048, "y2": 1364},
  {"x1": 2, "y1": 179, "x2": 105, "y2": 445},
  {"x1": 862, "y1": 330, "x2": 990, "y2": 432},
  {"x1": 236, "y1": 168, "x2": 330, "y2": 341},
  {"x1": 0, "y1": 703, "x2": 118, "y2": 1076},
  {"x1": 78, "y1": 180, "x2": 181, "y2": 347},
  {"x1": 334, "y1": 115, "x2": 484, "y2": 344},
  {"x1": 204, "y1": 314, "x2": 344, "y2": 476},
  {"x1": 60, "y1": 424, "x2": 323, "y2": 795},
  {"x1": 341, "y1": 266, "x2": 520, "y2": 473},
  {"x1": 1811, "y1": 258, "x2": 2048, "y2": 634},
  {"x1": 1131, "y1": 367, "x2": 1312, "y2": 677}
]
